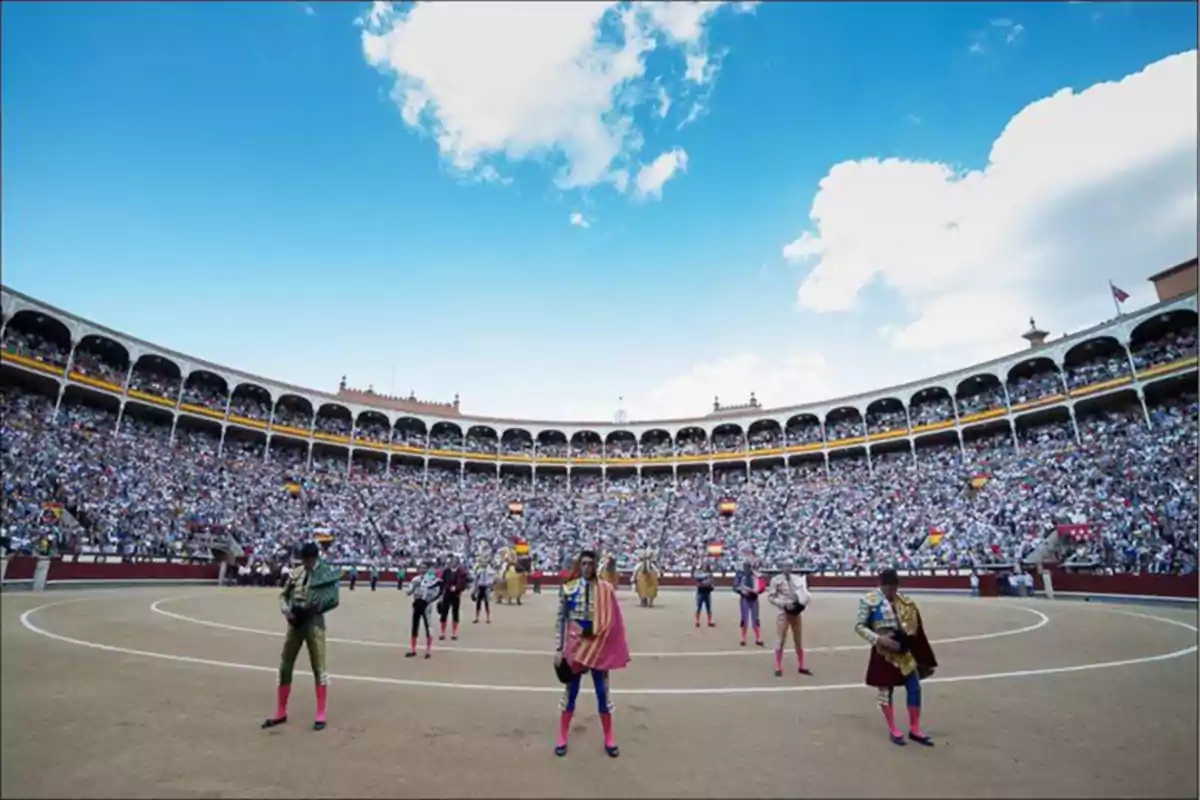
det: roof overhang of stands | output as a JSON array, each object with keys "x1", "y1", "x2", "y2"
[{"x1": 1, "y1": 284, "x2": 1196, "y2": 439}]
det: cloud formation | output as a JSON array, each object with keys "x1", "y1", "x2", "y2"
[
  {"x1": 783, "y1": 50, "x2": 1197, "y2": 357},
  {"x1": 360, "y1": 1, "x2": 739, "y2": 193},
  {"x1": 634, "y1": 147, "x2": 689, "y2": 200}
]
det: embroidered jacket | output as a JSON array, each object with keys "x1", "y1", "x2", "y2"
[
  {"x1": 854, "y1": 589, "x2": 922, "y2": 676},
  {"x1": 407, "y1": 571, "x2": 444, "y2": 603},
  {"x1": 767, "y1": 572, "x2": 811, "y2": 609},
  {"x1": 555, "y1": 577, "x2": 598, "y2": 651}
]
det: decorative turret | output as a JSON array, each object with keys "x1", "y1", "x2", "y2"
[
  {"x1": 1022, "y1": 317, "x2": 1049, "y2": 349},
  {"x1": 710, "y1": 392, "x2": 762, "y2": 417}
]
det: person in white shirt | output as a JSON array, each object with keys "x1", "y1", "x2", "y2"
[
  {"x1": 1039, "y1": 566, "x2": 1055, "y2": 599},
  {"x1": 766, "y1": 559, "x2": 813, "y2": 677},
  {"x1": 969, "y1": 571, "x2": 980, "y2": 597},
  {"x1": 471, "y1": 559, "x2": 494, "y2": 624}
]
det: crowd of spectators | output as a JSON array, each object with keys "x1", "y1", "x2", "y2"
[{"x1": 3, "y1": 374, "x2": 1194, "y2": 578}]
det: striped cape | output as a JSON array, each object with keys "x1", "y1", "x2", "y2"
[{"x1": 567, "y1": 580, "x2": 631, "y2": 673}]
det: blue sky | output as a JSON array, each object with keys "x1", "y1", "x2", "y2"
[{"x1": 2, "y1": 1, "x2": 1196, "y2": 421}]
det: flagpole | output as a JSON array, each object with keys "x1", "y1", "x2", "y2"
[{"x1": 1108, "y1": 279, "x2": 1122, "y2": 318}]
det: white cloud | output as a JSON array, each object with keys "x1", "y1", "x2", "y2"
[
  {"x1": 656, "y1": 84, "x2": 672, "y2": 118},
  {"x1": 570, "y1": 211, "x2": 591, "y2": 228},
  {"x1": 303, "y1": 4, "x2": 315, "y2": 15},
  {"x1": 782, "y1": 50, "x2": 1198, "y2": 358},
  {"x1": 633, "y1": 147, "x2": 689, "y2": 200},
  {"x1": 360, "y1": 1, "x2": 741, "y2": 192},
  {"x1": 1005, "y1": 23, "x2": 1025, "y2": 44},
  {"x1": 906, "y1": 113, "x2": 922, "y2": 126}
]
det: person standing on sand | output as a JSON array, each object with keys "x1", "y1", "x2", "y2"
[
  {"x1": 693, "y1": 557, "x2": 716, "y2": 628},
  {"x1": 733, "y1": 558, "x2": 764, "y2": 647},
  {"x1": 765, "y1": 559, "x2": 812, "y2": 677},
  {"x1": 853, "y1": 568, "x2": 938, "y2": 747},
  {"x1": 406, "y1": 565, "x2": 443, "y2": 659},
  {"x1": 553, "y1": 548, "x2": 631, "y2": 759},
  {"x1": 262, "y1": 541, "x2": 340, "y2": 732}
]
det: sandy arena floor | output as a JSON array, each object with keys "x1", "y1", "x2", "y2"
[{"x1": 1, "y1": 586, "x2": 1197, "y2": 799}]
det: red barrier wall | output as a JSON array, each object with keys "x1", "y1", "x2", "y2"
[
  {"x1": 4, "y1": 556, "x2": 37, "y2": 580},
  {"x1": 3, "y1": 557, "x2": 1194, "y2": 599},
  {"x1": 47, "y1": 559, "x2": 221, "y2": 582},
  {"x1": 1047, "y1": 570, "x2": 1197, "y2": 599}
]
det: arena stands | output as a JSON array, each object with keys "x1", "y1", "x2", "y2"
[{"x1": 1, "y1": 288, "x2": 1196, "y2": 579}]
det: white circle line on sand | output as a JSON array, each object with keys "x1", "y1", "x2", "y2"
[
  {"x1": 18, "y1": 599, "x2": 1196, "y2": 696},
  {"x1": 148, "y1": 596, "x2": 1051, "y2": 657}
]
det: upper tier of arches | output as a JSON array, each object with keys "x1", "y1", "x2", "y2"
[{"x1": 1, "y1": 285, "x2": 1196, "y2": 457}]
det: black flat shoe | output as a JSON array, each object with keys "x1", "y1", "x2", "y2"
[
  {"x1": 605, "y1": 745, "x2": 620, "y2": 758},
  {"x1": 313, "y1": 720, "x2": 326, "y2": 731},
  {"x1": 890, "y1": 733, "x2": 907, "y2": 746},
  {"x1": 424, "y1": 653, "x2": 431, "y2": 660},
  {"x1": 554, "y1": 744, "x2": 568, "y2": 757},
  {"x1": 908, "y1": 732, "x2": 934, "y2": 747},
  {"x1": 405, "y1": 651, "x2": 417, "y2": 658},
  {"x1": 261, "y1": 716, "x2": 287, "y2": 729},
  {"x1": 740, "y1": 640, "x2": 746, "y2": 647},
  {"x1": 799, "y1": 668, "x2": 813, "y2": 676},
  {"x1": 774, "y1": 669, "x2": 783, "y2": 678}
]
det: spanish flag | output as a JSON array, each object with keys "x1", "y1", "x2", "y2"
[
  {"x1": 706, "y1": 541, "x2": 725, "y2": 557},
  {"x1": 514, "y1": 537, "x2": 530, "y2": 556},
  {"x1": 42, "y1": 502, "x2": 63, "y2": 523},
  {"x1": 969, "y1": 475, "x2": 990, "y2": 490},
  {"x1": 284, "y1": 482, "x2": 302, "y2": 497},
  {"x1": 926, "y1": 529, "x2": 945, "y2": 547},
  {"x1": 717, "y1": 498, "x2": 738, "y2": 516}
]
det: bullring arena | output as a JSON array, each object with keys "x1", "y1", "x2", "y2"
[
  {"x1": 1, "y1": 275, "x2": 1199, "y2": 799},
  {"x1": 1, "y1": 582, "x2": 1197, "y2": 798}
]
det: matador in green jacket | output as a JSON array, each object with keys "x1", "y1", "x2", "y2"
[{"x1": 262, "y1": 541, "x2": 341, "y2": 731}]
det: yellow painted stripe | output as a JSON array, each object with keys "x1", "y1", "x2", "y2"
[
  {"x1": 866, "y1": 428, "x2": 908, "y2": 443},
  {"x1": 180, "y1": 403, "x2": 226, "y2": 421},
  {"x1": 958, "y1": 408, "x2": 1007, "y2": 424},
  {"x1": 68, "y1": 372, "x2": 123, "y2": 394},
  {"x1": 1, "y1": 351, "x2": 66, "y2": 377},
  {"x1": 827, "y1": 436, "x2": 866, "y2": 448},
  {"x1": 1010, "y1": 394, "x2": 1066, "y2": 413},
  {"x1": 1068, "y1": 376, "x2": 1132, "y2": 398},
  {"x1": 313, "y1": 432, "x2": 351, "y2": 445},
  {"x1": 271, "y1": 424, "x2": 309, "y2": 437},
  {"x1": 128, "y1": 389, "x2": 176, "y2": 408},
  {"x1": 228, "y1": 414, "x2": 268, "y2": 430},
  {"x1": 1136, "y1": 356, "x2": 1199, "y2": 381},
  {"x1": 911, "y1": 420, "x2": 954, "y2": 435},
  {"x1": 354, "y1": 439, "x2": 389, "y2": 451}
]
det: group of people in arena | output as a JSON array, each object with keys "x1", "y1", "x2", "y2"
[
  {"x1": 2, "y1": 321, "x2": 1197, "y2": 759},
  {"x1": 2, "y1": 379, "x2": 1195, "y2": 581}
]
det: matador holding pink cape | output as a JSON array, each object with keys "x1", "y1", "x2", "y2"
[{"x1": 553, "y1": 548, "x2": 631, "y2": 759}]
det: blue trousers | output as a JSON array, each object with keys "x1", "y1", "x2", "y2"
[
  {"x1": 696, "y1": 589, "x2": 713, "y2": 615},
  {"x1": 560, "y1": 668, "x2": 612, "y2": 714},
  {"x1": 878, "y1": 672, "x2": 922, "y2": 708}
]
